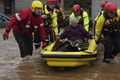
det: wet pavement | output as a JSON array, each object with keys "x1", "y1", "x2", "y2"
[{"x1": 0, "y1": 28, "x2": 120, "y2": 80}]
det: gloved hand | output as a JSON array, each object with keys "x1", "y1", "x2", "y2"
[{"x1": 3, "y1": 32, "x2": 9, "y2": 40}]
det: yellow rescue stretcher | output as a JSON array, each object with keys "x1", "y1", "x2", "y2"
[{"x1": 41, "y1": 39, "x2": 97, "y2": 67}]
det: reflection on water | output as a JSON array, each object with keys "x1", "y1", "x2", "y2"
[{"x1": 0, "y1": 29, "x2": 120, "y2": 80}]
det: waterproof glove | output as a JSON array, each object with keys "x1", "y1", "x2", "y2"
[{"x1": 3, "y1": 32, "x2": 9, "y2": 40}]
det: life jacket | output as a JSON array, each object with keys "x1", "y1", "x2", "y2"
[
  {"x1": 54, "y1": 5, "x2": 64, "y2": 27},
  {"x1": 43, "y1": 5, "x2": 58, "y2": 36},
  {"x1": 79, "y1": 11, "x2": 93, "y2": 31},
  {"x1": 101, "y1": 12, "x2": 120, "y2": 36}
]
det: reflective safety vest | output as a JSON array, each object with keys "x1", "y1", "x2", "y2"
[
  {"x1": 55, "y1": 7, "x2": 64, "y2": 17},
  {"x1": 70, "y1": 11, "x2": 89, "y2": 31},
  {"x1": 44, "y1": 5, "x2": 58, "y2": 36},
  {"x1": 55, "y1": 6, "x2": 64, "y2": 27}
]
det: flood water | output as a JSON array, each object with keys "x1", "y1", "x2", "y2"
[{"x1": 0, "y1": 28, "x2": 120, "y2": 80}]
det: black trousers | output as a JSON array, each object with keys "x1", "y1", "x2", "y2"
[
  {"x1": 103, "y1": 31, "x2": 120, "y2": 59},
  {"x1": 14, "y1": 34, "x2": 33, "y2": 58}
]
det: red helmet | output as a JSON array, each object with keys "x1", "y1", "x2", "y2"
[
  {"x1": 73, "y1": 4, "x2": 80, "y2": 13},
  {"x1": 56, "y1": 0, "x2": 62, "y2": 4},
  {"x1": 46, "y1": 0, "x2": 57, "y2": 5},
  {"x1": 104, "y1": 2, "x2": 117, "y2": 12},
  {"x1": 101, "y1": 1, "x2": 107, "y2": 9}
]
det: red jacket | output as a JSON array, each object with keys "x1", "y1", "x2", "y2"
[{"x1": 6, "y1": 8, "x2": 46, "y2": 40}]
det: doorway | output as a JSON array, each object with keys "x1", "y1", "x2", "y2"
[{"x1": 4, "y1": 0, "x2": 15, "y2": 14}]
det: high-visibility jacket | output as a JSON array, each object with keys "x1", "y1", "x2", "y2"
[
  {"x1": 94, "y1": 9, "x2": 104, "y2": 21},
  {"x1": 95, "y1": 9, "x2": 120, "y2": 40},
  {"x1": 55, "y1": 6, "x2": 64, "y2": 27},
  {"x1": 5, "y1": 8, "x2": 46, "y2": 41},
  {"x1": 70, "y1": 11, "x2": 89, "y2": 31},
  {"x1": 55, "y1": 6, "x2": 64, "y2": 17},
  {"x1": 44, "y1": 5, "x2": 58, "y2": 36}
]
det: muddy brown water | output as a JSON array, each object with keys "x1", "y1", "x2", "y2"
[{"x1": 0, "y1": 28, "x2": 120, "y2": 80}]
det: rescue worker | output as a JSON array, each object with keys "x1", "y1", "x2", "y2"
[
  {"x1": 43, "y1": 0, "x2": 59, "y2": 42},
  {"x1": 55, "y1": 0, "x2": 64, "y2": 31},
  {"x1": 95, "y1": 2, "x2": 120, "y2": 63},
  {"x1": 2, "y1": 1, "x2": 46, "y2": 58},
  {"x1": 56, "y1": 17, "x2": 93, "y2": 51},
  {"x1": 94, "y1": 1, "x2": 108, "y2": 22},
  {"x1": 94, "y1": 1, "x2": 108, "y2": 36},
  {"x1": 70, "y1": 4, "x2": 90, "y2": 31}
]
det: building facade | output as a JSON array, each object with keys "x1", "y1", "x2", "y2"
[
  {"x1": 92, "y1": 0, "x2": 120, "y2": 19},
  {"x1": 0, "y1": 0, "x2": 15, "y2": 14},
  {"x1": 0, "y1": 0, "x2": 120, "y2": 19},
  {"x1": 0, "y1": 0, "x2": 46, "y2": 15}
]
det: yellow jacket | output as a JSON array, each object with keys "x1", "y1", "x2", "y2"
[
  {"x1": 95, "y1": 9, "x2": 120, "y2": 40},
  {"x1": 60, "y1": 7, "x2": 64, "y2": 17},
  {"x1": 70, "y1": 11, "x2": 89, "y2": 31},
  {"x1": 94, "y1": 9, "x2": 104, "y2": 21},
  {"x1": 55, "y1": 7, "x2": 64, "y2": 17},
  {"x1": 44, "y1": 5, "x2": 58, "y2": 36}
]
